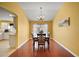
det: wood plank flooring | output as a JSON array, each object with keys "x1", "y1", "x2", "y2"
[{"x1": 10, "y1": 39, "x2": 74, "y2": 57}]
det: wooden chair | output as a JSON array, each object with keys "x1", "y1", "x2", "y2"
[
  {"x1": 32, "y1": 33, "x2": 38, "y2": 50},
  {"x1": 37, "y1": 34, "x2": 45, "y2": 50},
  {"x1": 45, "y1": 33, "x2": 50, "y2": 50}
]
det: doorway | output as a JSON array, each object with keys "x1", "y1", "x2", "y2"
[{"x1": 0, "y1": 7, "x2": 17, "y2": 56}]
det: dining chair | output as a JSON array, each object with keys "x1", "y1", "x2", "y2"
[
  {"x1": 37, "y1": 34, "x2": 45, "y2": 51},
  {"x1": 45, "y1": 33, "x2": 50, "y2": 50},
  {"x1": 32, "y1": 33, "x2": 38, "y2": 51}
]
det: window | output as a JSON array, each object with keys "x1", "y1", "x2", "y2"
[{"x1": 33, "y1": 24, "x2": 48, "y2": 34}]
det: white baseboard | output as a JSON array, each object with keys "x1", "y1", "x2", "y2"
[
  {"x1": 18, "y1": 39, "x2": 29, "y2": 48},
  {"x1": 53, "y1": 39, "x2": 78, "y2": 57},
  {"x1": 8, "y1": 48, "x2": 17, "y2": 56},
  {"x1": 29, "y1": 38, "x2": 32, "y2": 40}
]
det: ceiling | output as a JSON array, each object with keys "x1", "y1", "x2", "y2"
[
  {"x1": 0, "y1": 7, "x2": 15, "y2": 21},
  {"x1": 18, "y1": 2, "x2": 64, "y2": 21}
]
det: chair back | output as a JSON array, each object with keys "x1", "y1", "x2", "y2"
[{"x1": 37, "y1": 34, "x2": 45, "y2": 44}]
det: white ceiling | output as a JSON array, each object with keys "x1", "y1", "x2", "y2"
[
  {"x1": 0, "y1": 7, "x2": 15, "y2": 21},
  {"x1": 18, "y1": 2, "x2": 64, "y2": 21}
]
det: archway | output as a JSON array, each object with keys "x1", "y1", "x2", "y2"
[{"x1": 0, "y1": 7, "x2": 18, "y2": 56}]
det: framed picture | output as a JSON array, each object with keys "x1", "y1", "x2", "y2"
[{"x1": 58, "y1": 17, "x2": 70, "y2": 27}]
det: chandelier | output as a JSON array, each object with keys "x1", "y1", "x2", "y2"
[{"x1": 37, "y1": 7, "x2": 45, "y2": 21}]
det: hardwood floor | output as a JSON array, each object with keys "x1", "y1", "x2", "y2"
[{"x1": 10, "y1": 39, "x2": 74, "y2": 57}]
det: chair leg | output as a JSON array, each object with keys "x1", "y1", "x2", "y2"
[
  {"x1": 48, "y1": 41, "x2": 49, "y2": 50},
  {"x1": 33, "y1": 43, "x2": 34, "y2": 51},
  {"x1": 48, "y1": 44, "x2": 49, "y2": 50},
  {"x1": 44, "y1": 45, "x2": 45, "y2": 51},
  {"x1": 38, "y1": 45, "x2": 39, "y2": 51},
  {"x1": 33, "y1": 42, "x2": 35, "y2": 51}
]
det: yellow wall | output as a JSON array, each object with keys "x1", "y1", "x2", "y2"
[
  {"x1": 29, "y1": 21, "x2": 52, "y2": 38},
  {"x1": 53, "y1": 2, "x2": 79, "y2": 56},
  {"x1": 0, "y1": 3, "x2": 29, "y2": 46}
]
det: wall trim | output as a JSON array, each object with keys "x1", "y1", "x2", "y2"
[
  {"x1": 53, "y1": 39, "x2": 78, "y2": 57},
  {"x1": 8, "y1": 48, "x2": 17, "y2": 56},
  {"x1": 18, "y1": 39, "x2": 30, "y2": 48}
]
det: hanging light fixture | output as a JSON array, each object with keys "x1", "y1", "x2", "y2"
[{"x1": 37, "y1": 7, "x2": 45, "y2": 21}]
